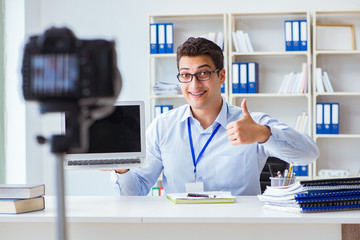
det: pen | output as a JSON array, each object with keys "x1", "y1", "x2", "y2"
[
  {"x1": 268, "y1": 164, "x2": 274, "y2": 178},
  {"x1": 187, "y1": 193, "x2": 216, "y2": 198}
]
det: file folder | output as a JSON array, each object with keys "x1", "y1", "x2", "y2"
[
  {"x1": 221, "y1": 83, "x2": 225, "y2": 94},
  {"x1": 323, "y1": 103, "x2": 331, "y2": 134},
  {"x1": 299, "y1": 20, "x2": 308, "y2": 51},
  {"x1": 292, "y1": 20, "x2": 300, "y2": 51},
  {"x1": 157, "y1": 23, "x2": 166, "y2": 54},
  {"x1": 331, "y1": 103, "x2": 339, "y2": 134},
  {"x1": 248, "y1": 62, "x2": 258, "y2": 93},
  {"x1": 284, "y1": 20, "x2": 293, "y2": 51},
  {"x1": 154, "y1": 105, "x2": 162, "y2": 118},
  {"x1": 232, "y1": 63, "x2": 240, "y2": 93},
  {"x1": 150, "y1": 23, "x2": 158, "y2": 54},
  {"x1": 316, "y1": 103, "x2": 324, "y2": 134},
  {"x1": 165, "y1": 23, "x2": 174, "y2": 53},
  {"x1": 239, "y1": 63, "x2": 248, "y2": 93}
]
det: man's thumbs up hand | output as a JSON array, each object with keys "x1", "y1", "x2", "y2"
[{"x1": 226, "y1": 99, "x2": 272, "y2": 145}]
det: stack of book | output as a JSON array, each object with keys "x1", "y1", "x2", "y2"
[
  {"x1": 152, "y1": 82, "x2": 181, "y2": 95},
  {"x1": 277, "y1": 63, "x2": 308, "y2": 94},
  {"x1": 200, "y1": 32, "x2": 224, "y2": 50},
  {"x1": 232, "y1": 30, "x2": 254, "y2": 53},
  {"x1": 258, "y1": 177, "x2": 360, "y2": 213},
  {"x1": 0, "y1": 184, "x2": 45, "y2": 214},
  {"x1": 315, "y1": 68, "x2": 334, "y2": 93}
]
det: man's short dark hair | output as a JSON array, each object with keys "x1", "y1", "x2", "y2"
[{"x1": 176, "y1": 37, "x2": 224, "y2": 71}]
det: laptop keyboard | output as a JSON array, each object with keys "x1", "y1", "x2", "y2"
[{"x1": 67, "y1": 158, "x2": 141, "y2": 166}]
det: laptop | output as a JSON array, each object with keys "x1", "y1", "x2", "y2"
[{"x1": 65, "y1": 101, "x2": 146, "y2": 170}]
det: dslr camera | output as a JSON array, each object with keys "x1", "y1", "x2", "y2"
[
  {"x1": 21, "y1": 27, "x2": 121, "y2": 153},
  {"x1": 22, "y1": 27, "x2": 121, "y2": 105}
]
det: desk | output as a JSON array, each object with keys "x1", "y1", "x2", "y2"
[{"x1": 0, "y1": 196, "x2": 359, "y2": 240}]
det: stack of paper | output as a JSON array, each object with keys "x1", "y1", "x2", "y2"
[
  {"x1": 153, "y1": 82, "x2": 181, "y2": 95},
  {"x1": 166, "y1": 191, "x2": 236, "y2": 204}
]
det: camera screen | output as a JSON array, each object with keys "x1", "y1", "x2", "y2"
[{"x1": 31, "y1": 54, "x2": 79, "y2": 96}]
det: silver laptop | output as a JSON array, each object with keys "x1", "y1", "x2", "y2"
[{"x1": 65, "y1": 101, "x2": 146, "y2": 170}]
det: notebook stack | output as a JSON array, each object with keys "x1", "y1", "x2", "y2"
[
  {"x1": 0, "y1": 184, "x2": 45, "y2": 214},
  {"x1": 258, "y1": 177, "x2": 360, "y2": 213}
]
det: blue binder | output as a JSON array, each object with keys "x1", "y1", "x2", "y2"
[
  {"x1": 284, "y1": 20, "x2": 293, "y2": 51},
  {"x1": 239, "y1": 63, "x2": 248, "y2": 93},
  {"x1": 232, "y1": 63, "x2": 240, "y2": 94},
  {"x1": 299, "y1": 20, "x2": 308, "y2": 51},
  {"x1": 165, "y1": 23, "x2": 174, "y2": 53},
  {"x1": 150, "y1": 23, "x2": 158, "y2": 54},
  {"x1": 292, "y1": 20, "x2": 300, "y2": 51},
  {"x1": 300, "y1": 165, "x2": 308, "y2": 177},
  {"x1": 247, "y1": 62, "x2": 258, "y2": 93},
  {"x1": 221, "y1": 83, "x2": 225, "y2": 94},
  {"x1": 323, "y1": 103, "x2": 331, "y2": 134},
  {"x1": 316, "y1": 103, "x2": 324, "y2": 134},
  {"x1": 331, "y1": 103, "x2": 339, "y2": 134},
  {"x1": 157, "y1": 23, "x2": 166, "y2": 54}
]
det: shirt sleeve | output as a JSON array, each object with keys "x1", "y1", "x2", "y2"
[
  {"x1": 256, "y1": 113, "x2": 319, "y2": 166},
  {"x1": 112, "y1": 120, "x2": 164, "y2": 196}
]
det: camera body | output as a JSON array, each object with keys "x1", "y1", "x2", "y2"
[{"x1": 22, "y1": 27, "x2": 120, "y2": 103}]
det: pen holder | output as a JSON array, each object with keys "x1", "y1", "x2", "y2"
[{"x1": 270, "y1": 177, "x2": 295, "y2": 187}]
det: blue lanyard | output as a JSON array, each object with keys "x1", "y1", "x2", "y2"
[{"x1": 187, "y1": 118, "x2": 221, "y2": 180}]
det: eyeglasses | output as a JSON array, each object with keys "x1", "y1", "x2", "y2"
[{"x1": 177, "y1": 69, "x2": 220, "y2": 83}]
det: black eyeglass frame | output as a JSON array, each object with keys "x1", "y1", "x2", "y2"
[{"x1": 176, "y1": 69, "x2": 220, "y2": 83}]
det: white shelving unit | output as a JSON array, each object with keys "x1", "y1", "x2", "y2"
[
  {"x1": 148, "y1": 13, "x2": 228, "y2": 122},
  {"x1": 313, "y1": 11, "x2": 360, "y2": 178},
  {"x1": 228, "y1": 12, "x2": 312, "y2": 177}
]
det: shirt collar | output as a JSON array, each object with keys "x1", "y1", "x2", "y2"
[{"x1": 180, "y1": 99, "x2": 228, "y2": 130}]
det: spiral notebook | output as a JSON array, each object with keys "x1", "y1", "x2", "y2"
[{"x1": 258, "y1": 177, "x2": 360, "y2": 212}]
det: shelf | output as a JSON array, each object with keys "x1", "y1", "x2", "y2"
[
  {"x1": 315, "y1": 134, "x2": 360, "y2": 139},
  {"x1": 230, "y1": 93, "x2": 310, "y2": 98},
  {"x1": 315, "y1": 50, "x2": 360, "y2": 55},
  {"x1": 149, "y1": 53, "x2": 176, "y2": 59},
  {"x1": 231, "y1": 51, "x2": 308, "y2": 56},
  {"x1": 150, "y1": 95, "x2": 184, "y2": 99},
  {"x1": 315, "y1": 92, "x2": 360, "y2": 97}
]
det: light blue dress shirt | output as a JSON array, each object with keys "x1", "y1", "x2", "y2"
[{"x1": 112, "y1": 100, "x2": 319, "y2": 196}]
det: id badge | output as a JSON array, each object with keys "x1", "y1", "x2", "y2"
[{"x1": 185, "y1": 182, "x2": 204, "y2": 193}]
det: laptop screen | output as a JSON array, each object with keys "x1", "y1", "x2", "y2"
[{"x1": 65, "y1": 101, "x2": 146, "y2": 169}]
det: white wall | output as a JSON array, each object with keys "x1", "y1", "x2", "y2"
[{"x1": 10, "y1": 0, "x2": 360, "y2": 195}]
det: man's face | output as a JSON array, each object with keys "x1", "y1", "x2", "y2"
[{"x1": 178, "y1": 55, "x2": 225, "y2": 112}]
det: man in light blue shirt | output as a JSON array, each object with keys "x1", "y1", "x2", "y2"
[{"x1": 112, "y1": 37, "x2": 319, "y2": 196}]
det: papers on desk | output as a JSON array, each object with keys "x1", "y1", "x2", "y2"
[
  {"x1": 153, "y1": 82, "x2": 181, "y2": 95},
  {"x1": 166, "y1": 191, "x2": 236, "y2": 204},
  {"x1": 258, "y1": 178, "x2": 360, "y2": 213}
]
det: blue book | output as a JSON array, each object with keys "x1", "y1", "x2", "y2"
[
  {"x1": 150, "y1": 23, "x2": 158, "y2": 54},
  {"x1": 232, "y1": 63, "x2": 240, "y2": 94},
  {"x1": 316, "y1": 103, "x2": 324, "y2": 134},
  {"x1": 299, "y1": 20, "x2": 308, "y2": 51},
  {"x1": 247, "y1": 62, "x2": 258, "y2": 93},
  {"x1": 292, "y1": 20, "x2": 300, "y2": 51},
  {"x1": 284, "y1": 20, "x2": 293, "y2": 51},
  {"x1": 331, "y1": 103, "x2": 339, "y2": 134},
  {"x1": 239, "y1": 63, "x2": 248, "y2": 93},
  {"x1": 165, "y1": 23, "x2": 174, "y2": 53},
  {"x1": 157, "y1": 23, "x2": 166, "y2": 54},
  {"x1": 323, "y1": 103, "x2": 331, "y2": 134}
]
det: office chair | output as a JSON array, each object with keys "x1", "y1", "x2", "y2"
[{"x1": 260, "y1": 157, "x2": 288, "y2": 193}]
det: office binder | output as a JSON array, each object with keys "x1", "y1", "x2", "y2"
[
  {"x1": 300, "y1": 165, "x2": 308, "y2": 177},
  {"x1": 323, "y1": 103, "x2": 331, "y2": 134},
  {"x1": 221, "y1": 83, "x2": 225, "y2": 93},
  {"x1": 284, "y1": 20, "x2": 293, "y2": 51},
  {"x1": 299, "y1": 20, "x2": 308, "y2": 51},
  {"x1": 239, "y1": 63, "x2": 248, "y2": 93},
  {"x1": 157, "y1": 23, "x2": 166, "y2": 54},
  {"x1": 165, "y1": 23, "x2": 174, "y2": 53},
  {"x1": 331, "y1": 103, "x2": 339, "y2": 134},
  {"x1": 292, "y1": 20, "x2": 300, "y2": 51},
  {"x1": 150, "y1": 23, "x2": 158, "y2": 54},
  {"x1": 154, "y1": 105, "x2": 162, "y2": 118},
  {"x1": 316, "y1": 103, "x2": 324, "y2": 134},
  {"x1": 232, "y1": 63, "x2": 240, "y2": 94},
  {"x1": 247, "y1": 62, "x2": 258, "y2": 93}
]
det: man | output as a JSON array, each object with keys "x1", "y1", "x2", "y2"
[{"x1": 111, "y1": 37, "x2": 319, "y2": 196}]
